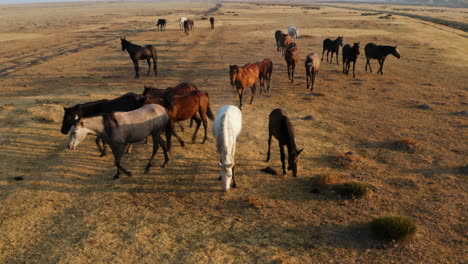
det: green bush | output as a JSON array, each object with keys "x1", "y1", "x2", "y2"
[
  {"x1": 370, "y1": 215, "x2": 417, "y2": 241},
  {"x1": 334, "y1": 182, "x2": 370, "y2": 198}
]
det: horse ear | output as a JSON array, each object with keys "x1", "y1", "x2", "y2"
[{"x1": 297, "y1": 148, "x2": 304, "y2": 155}]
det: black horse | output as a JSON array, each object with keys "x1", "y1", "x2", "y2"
[
  {"x1": 342, "y1": 42, "x2": 360, "y2": 78},
  {"x1": 61, "y1": 92, "x2": 144, "y2": 156},
  {"x1": 183, "y1": 20, "x2": 190, "y2": 35},
  {"x1": 266, "y1": 109, "x2": 303, "y2": 177},
  {"x1": 274, "y1": 30, "x2": 283, "y2": 52},
  {"x1": 210, "y1": 17, "x2": 215, "y2": 29},
  {"x1": 120, "y1": 37, "x2": 158, "y2": 79},
  {"x1": 322, "y1": 36, "x2": 343, "y2": 64},
  {"x1": 365, "y1": 43, "x2": 401, "y2": 75},
  {"x1": 156, "y1": 19, "x2": 166, "y2": 31}
]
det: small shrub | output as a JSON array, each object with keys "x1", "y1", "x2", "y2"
[
  {"x1": 370, "y1": 215, "x2": 417, "y2": 242},
  {"x1": 334, "y1": 182, "x2": 370, "y2": 198},
  {"x1": 334, "y1": 152, "x2": 363, "y2": 169},
  {"x1": 311, "y1": 174, "x2": 343, "y2": 193},
  {"x1": 201, "y1": 17, "x2": 208, "y2": 20},
  {"x1": 395, "y1": 138, "x2": 419, "y2": 153}
]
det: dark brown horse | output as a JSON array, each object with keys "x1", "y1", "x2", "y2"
[
  {"x1": 257, "y1": 59, "x2": 273, "y2": 93},
  {"x1": 188, "y1": 19, "x2": 194, "y2": 30},
  {"x1": 266, "y1": 109, "x2": 303, "y2": 177},
  {"x1": 305, "y1": 53, "x2": 320, "y2": 91},
  {"x1": 210, "y1": 17, "x2": 215, "y2": 29},
  {"x1": 274, "y1": 30, "x2": 283, "y2": 52},
  {"x1": 342, "y1": 42, "x2": 360, "y2": 78},
  {"x1": 322, "y1": 36, "x2": 343, "y2": 64},
  {"x1": 183, "y1": 20, "x2": 190, "y2": 35},
  {"x1": 364, "y1": 43, "x2": 401, "y2": 75},
  {"x1": 61, "y1": 92, "x2": 144, "y2": 156},
  {"x1": 145, "y1": 90, "x2": 214, "y2": 151},
  {"x1": 285, "y1": 43, "x2": 299, "y2": 83},
  {"x1": 229, "y1": 63, "x2": 259, "y2": 110},
  {"x1": 156, "y1": 19, "x2": 166, "y2": 31},
  {"x1": 120, "y1": 37, "x2": 157, "y2": 78}
]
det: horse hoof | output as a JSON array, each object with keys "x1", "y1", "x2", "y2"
[
  {"x1": 232, "y1": 183, "x2": 237, "y2": 188},
  {"x1": 144, "y1": 167, "x2": 150, "y2": 174},
  {"x1": 113, "y1": 175, "x2": 120, "y2": 180},
  {"x1": 161, "y1": 163, "x2": 168, "y2": 168}
]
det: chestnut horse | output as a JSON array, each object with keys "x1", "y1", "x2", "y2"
[
  {"x1": 281, "y1": 34, "x2": 292, "y2": 56},
  {"x1": 145, "y1": 90, "x2": 214, "y2": 151},
  {"x1": 229, "y1": 63, "x2": 259, "y2": 110},
  {"x1": 285, "y1": 43, "x2": 299, "y2": 83},
  {"x1": 266, "y1": 109, "x2": 303, "y2": 177},
  {"x1": 257, "y1": 59, "x2": 273, "y2": 93}
]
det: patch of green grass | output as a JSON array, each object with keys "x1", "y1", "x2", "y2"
[
  {"x1": 370, "y1": 215, "x2": 417, "y2": 242},
  {"x1": 334, "y1": 182, "x2": 370, "y2": 198}
]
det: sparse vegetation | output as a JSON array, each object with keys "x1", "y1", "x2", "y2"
[
  {"x1": 334, "y1": 182, "x2": 370, "y2": 198},
  {"x1": 334, "y1": 152, "x2": 364, "y2": 169},
  {"x1": 370, "y1": 215, "x2": 417, "y2": 242},
  {"x1": 395, "y1": 138, "x2": 419, "y2": 153},
  {"x1": 311, "y1": 174, "x2": 343, "y2": 193}
]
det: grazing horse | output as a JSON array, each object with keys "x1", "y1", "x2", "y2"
[
  {"x1": 280, "y1": 34, "x2": 292, "y2": 56},
  {"x1": 266, "y1": 109, "x2": 303, "y2": 177},
  {"x1": 179, "y1": 17, "x2": 187, "y2": 30},
  {"x1": 67, "y1": 104, "x2": 171, "y2": 180},
  {"x1": 285, "y1": 43, "x2": 300, "y2": 83},
  {"x1": 61, "y1": 92, "x2": 144, "y2": 156},
  {"x1": 274, "y1": 30, "x2": 283, "y2": 52},
  {"x1": 212, "y1": 105, "x2": 242, "y2": 192},
  {"x1": 146, "y1": 90, "x2": 214, "y2": 151},
  {"x1": 342, "y1": 42, "x2": 360, "y2": 78},
  {"x1": 120, "y1": 37, "x2": 157, "y2": 79},
  {"x1": 288, "y1": 26, "x2": 298, "y2": 42},
  {"x1": 183, "y1": 20, "x2": 190, "y2": 35},
  {"x1": 210, "y1": 17, "x2": 215, "y2": 29},
  {"x1": 229, "y1": 63, "x2": 259, "y2": 110},
  {"x1": 305, "y1": 53, "x2": 320, "y2": 91},
  {"x1": 322, "y1": 36, "x2": 343, "y2": 64},
  {"x1": 364, "y1": 43, "x2": 400, "y2": 75},
  {"x1": 156, "y1": 19, "x2": 166, "y2": 31},
  {"x1": 257, "y1": 59, "x2": 273, "y2": 93}
]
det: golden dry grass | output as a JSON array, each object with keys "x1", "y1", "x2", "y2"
[{"x1": 0, "y1": 1, "x2": 467, "y2": 263}]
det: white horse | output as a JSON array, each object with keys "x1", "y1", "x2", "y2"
[
  {"x1": 288, "y1": 26, "x2": 298, "y2": 42},
  {"x1": 212, "y1": 105, "x2": 242, "y2": 192},
  {"x1": 179, "y1": 17, "x2": 187, "y2": 30}
]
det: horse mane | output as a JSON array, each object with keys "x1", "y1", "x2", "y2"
[{"x1": 103, "y1": 112, "x2": 119, "y2": 138}]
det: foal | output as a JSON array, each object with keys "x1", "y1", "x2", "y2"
[
  {"x1": 342, "y1": 42, "x2": 360, "y2": 78},
  {"x1": 120, "y1": 37, "x2": 157, "y2": 79},
  {"x1": 266, "y1": 109, "x2": 303, "y2": 177},
  {"x1": 67, "y1": 104, "x2": 171, "y2": 180},
  {"x1": 285, "y1": 43, "x2": 299, "y2": 83},
  {"x1": 321, "y1": 36, "x2": 343, "y2": 64},
  {"x1": 212, "y1": 105, "x2": 242, "y2": 192},
  {"x1": 229, "y1": 63, "x2": 259, "y2": 110}
]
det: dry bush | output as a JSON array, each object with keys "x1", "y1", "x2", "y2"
[
  {"x1": 394, "y1": 138, "x2": 419, "y2": 153},
  {"x1": 334, "y1": 152, "x2": 364, "y2": 169},
  {"x1": 334, "y1": 182, "x2": 370, "y2": 198},
  {"x1": 311, "y1": 174, "x2": 343, "y2": 193},
  {"x1": 370, "y1": 215, "x2": 417, "y2": 242}
]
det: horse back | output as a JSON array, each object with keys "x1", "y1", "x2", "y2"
[
  {"x1": 269, "y1": 109, "x2": 294, "y2": 145},
  {"x1": 237, "y1": 63, "x2": 259, "y2": 87},
  {"x1": 305, "y1": 53, "x2": 320, "y2": 71},
  {"x1": 258, "y1": 59, "x2": 273, "y2": 76}
]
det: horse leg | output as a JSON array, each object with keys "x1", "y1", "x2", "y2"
[
  {"x1": 330, "y1": 52, "x2": 334, "y2": 65},
  {"x1": 291, "y1": 64, "x2": 295, "y2": 83},
  {"x1": 153, "y1": 55, "x2": 157, "y2": 77},
  {"x1": 366, "y1": 58, "x2": 372, "y2": 73},
  {"x1": 321, "y1": 48, "x2": 325, "y2": 61},
  {"x1": 342, "y1": 59, "x2": 346, "y2": 73},
  {"x1": 279, "y1": 143, "x2": 286, "y2": 175},
  {"x1": 177, "y1": 121, "x2": 185, "y2": 132},
  {"x1": 266, "y1": 132, "x2": 272, "y2": 162},
  {"x1": 249, "y1": 84, "x2": 257, "y2": 104},
  {"x1": 336, "y1": 51, "x2": 340, "y2": 65},
  {"x1": 238, "y1": 89, "x2": 244, "y2": 110},
  {"x1": 379, "y1": 59, "x2": 385, "y2": 75},
  {"x1": 191, "y1": 115, "x2": 202, "y2": 144},
  {"x1": 306, "y1": 72, "x2": 310, "y2": 89},
  {"x1": 287, "y1": 64, "x2": 291, "y2": 81},
  {"x1": 111, "y1": 143, "x2": 131, "y2": 180},
  {"x1": 231, "y1": 165, "x2": 237, "y2": 188},
  {"x1": 133, "y1": 59, "x2": 139, "y2": 79},
  {"x1": 96, "y1": 137, "x2": 106, "y2": 157},
  {"x1": 200, "y1": 110, "x2": 208, "y2": 144},
  {"x1": 311, "y1": 71, "x2": 316, "y2": 91},
  {"x1": 267, "y1": 73, "x2": 271, "y2": 93},
  {"x1": 146, "y1": 58, "x2": 151, "y2": 76},
  {"x1": 259, "y1": 77, "x2": 263, "y2": 94},
  {"x1": 171, "y1": 121, "x2": 185, "y2": 148}
]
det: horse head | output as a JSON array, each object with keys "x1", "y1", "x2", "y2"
[
  {"x1": 337, "y1": 36, "x2": 344, "y2": 47},
  {"x1": 354, "y1": 42, "x2": 361, "y2": 55},
  {"x1": 218, "y1": 162, "x2": 234, "y2": 192},
  {"x1": 393, "y1": 46, "x2": 401, "y2": 59},
  {"x1": 287, "y1": 148, "x2": 303, "y2": 177},
  {"x1": 61, "y1": 106, "x2": 79, "y2": 134},
  {"x1": 229, "y1": 65, "x2": 238, "y2": 87},
  {"x1": 67, "y1": 119, "x2": 87, "y2": 150},
  {"x1": 120, "y1": 37, "x2": 127, "y2": 51}
]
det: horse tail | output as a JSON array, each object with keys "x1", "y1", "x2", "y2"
[
  {"x1": 205, "y1": 92, "x2": 214, "y2": 121},
  {"x1": 103, "y1": 113, "x2": 118, "y2": 138}
]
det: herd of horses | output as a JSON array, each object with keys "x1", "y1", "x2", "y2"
[{"x1": 63, "y1": 18, "x2": 402, "y2": 191}]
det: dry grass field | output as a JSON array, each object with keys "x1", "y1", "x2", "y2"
[{"x1": 0, "y1": 1, "x2": 467, "y2": 263}]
